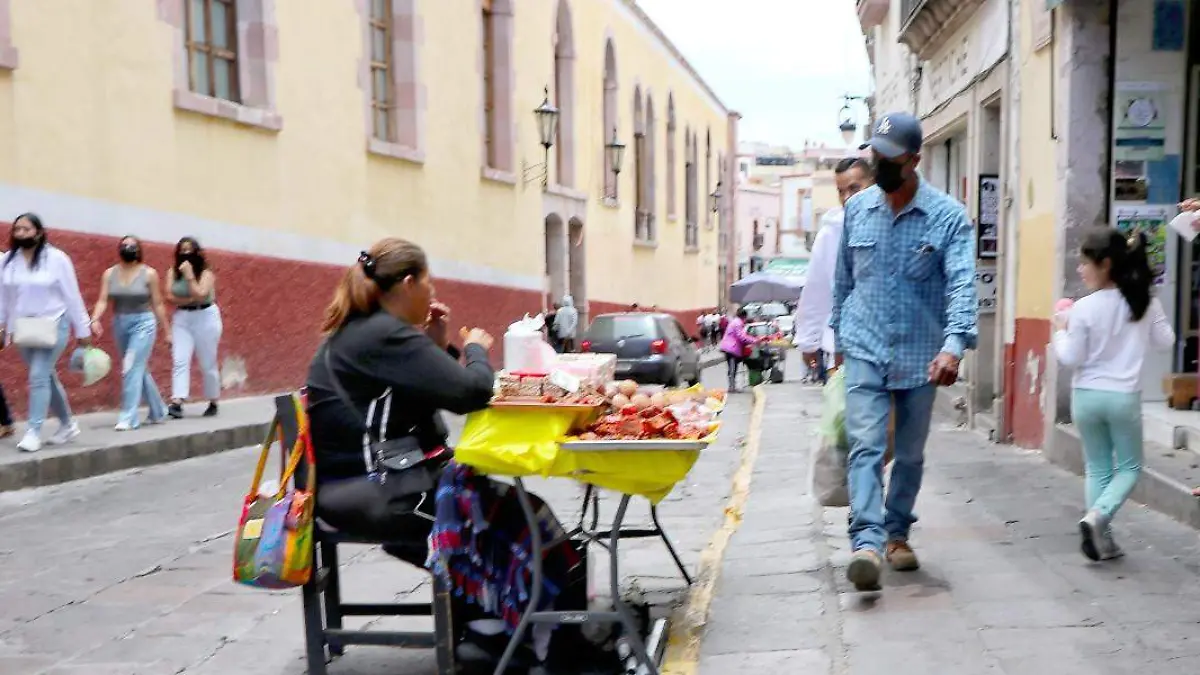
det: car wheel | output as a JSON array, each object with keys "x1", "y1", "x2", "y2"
[{"x1": 667, "y1": 363, "x2": 682, "y2": 387}]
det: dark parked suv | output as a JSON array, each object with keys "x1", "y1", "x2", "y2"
[{"x1": 580, "y1": 313, "x2": 701, "y2": 386}]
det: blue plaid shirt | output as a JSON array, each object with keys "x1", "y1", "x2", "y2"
[{"x1": 831, "y1": 181, "x2": 978, "y2": 390}]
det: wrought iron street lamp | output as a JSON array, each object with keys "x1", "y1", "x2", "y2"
[
  {"x1": 709, "y1": 181, "x2": 722, "y2": 213},
  {"x1": 524, "y1": 86, "x2": 560, "y2": 188},
  {"x1": 838, "y1": 93, "x2": 868, "y2": 147},
  {"x1": 605, "y1": 126, "x2": 625, "y2": 177}
]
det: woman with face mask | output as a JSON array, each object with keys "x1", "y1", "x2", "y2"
[
  {"x1": 164, "y1": 237, "x2": 222, "y2": 419},
  {"x1": 0, "y1": 213, "x2": 92, "y2": 452},
  {"x1": 89, "y1": 236, "x2": 171, "y2": 430}
]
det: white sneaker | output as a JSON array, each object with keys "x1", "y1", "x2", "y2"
[
  {"x1": 47, "y1": 422, "x2": 80, "y2": 446},
  {"x1": 17, "y1": 430, "x2": 41, "y2": 453},
  {"x1": 114, "y1": 421, "x2": 133, "y2": 432}
]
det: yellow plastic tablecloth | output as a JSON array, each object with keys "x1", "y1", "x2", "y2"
[{"x1": 454, "y1": 407, "x2": 703, "y2": 504}]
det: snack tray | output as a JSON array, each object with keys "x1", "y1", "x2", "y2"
[
  {"x1": 559, "y1": 437, "x2": 714, "y2": 452},
  {"x1": 490, "y1": 400, "x2": 605, "y2": 411}
]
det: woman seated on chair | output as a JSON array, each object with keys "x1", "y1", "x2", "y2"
[
  {"x1": 304, "y1": 237, "x2": 584, "y2": 667},
  {"x1": 305, "y1": 237, "x2": 493, "y2": 557}
]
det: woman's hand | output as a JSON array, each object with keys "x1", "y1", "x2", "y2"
[
  {"x1": 1053, "y1": 312, "x2": 1069, "y2": 331},
  {"x1": 179, "y1": 261, "x2": 195, "y2": 280},
  {"x1": 425, "y1": 301, "x2": 451, "y2": 349},
  {"x1": 1180, "y1": 198, "x2": 1200, "y2": 213},
  {"x1": 89, "y1": 319, "x2": 104, "y2": 339},
  {"x1": 461, "y1": 327, "x2": 494, "y2": 351}
]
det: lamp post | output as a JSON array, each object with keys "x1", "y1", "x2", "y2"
[
  {"x1": 524, "y1": 86, "x2": 560, "y2": 188},
  {"x1": 838, "y1": 93, "x2": 869, "y2": 147},
  {"x1": 708, "y1": 181, "x2": 722, "y2": 213},
  {"x1": 605, "y1": 126, "x2": 625, "y2": 194}
]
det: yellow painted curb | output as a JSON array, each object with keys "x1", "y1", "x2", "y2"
[{"x1": 660, "y1": 385, "x2": 768, "y2": 675}]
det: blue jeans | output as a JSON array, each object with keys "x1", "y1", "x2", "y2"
[
  {"x1": 843, "y1": 357, "x2": 938, "y2": 553},
  {"x1": 113, "y1": 312, "x2": 167, "y2": 427},
  {"x1": 1071, "y1": 388, "x2": 1143, "y2": 519},
  {"x1": 18, "y1": 318, "x2": 72, "y2": 434}
]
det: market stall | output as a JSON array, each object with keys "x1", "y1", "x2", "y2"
[{"x1": 450, "y1": 343, "x2": 724, "y2": 675}]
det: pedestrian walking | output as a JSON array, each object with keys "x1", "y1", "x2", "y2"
[
  {"x1": 89, "y1": 236, "x2": 171, "y2": 430},
  {"x1": 1052, "y1": 228, "x2": 1174, "y2": 562},
  {"x1": 719, "y1": 308, "x2": 758, "y2": 392},
  {"x1": 165, "y1": 237, "x2": 222, "y2": 419},
  {"x1": 832, "y1": 113, "x2": 978, "y2": 591},
  {"x1": 794, "y1": 157, "x2": 874, "y2": 386},
  {"x1": 0, "y1": 213, "x2": 92, "y2": 452},
  {"x1": 554, "y1": 295, "x2": 579, "y2": 353},
  {"x1": 545, "y1": 302, "x2": 562, "y2": 352}
]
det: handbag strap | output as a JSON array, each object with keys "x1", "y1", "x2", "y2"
[{"x1": 247, "y1": 419, "x2": 279, "y2": 497}]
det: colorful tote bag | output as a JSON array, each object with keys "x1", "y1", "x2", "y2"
[{"x1": 232, "y1": 393, "x2": 316, "y2": 589}]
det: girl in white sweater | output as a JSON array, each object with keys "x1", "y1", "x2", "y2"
[{"x1": 1052, "y1": 228, "x2": 1175, "y2": 561}]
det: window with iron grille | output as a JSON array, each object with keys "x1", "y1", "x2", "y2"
[{"x1": 186, "y1": 0, "x2": 239, "y2": 102}]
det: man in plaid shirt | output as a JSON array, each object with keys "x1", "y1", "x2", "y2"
[{"x1": 831, "y1": 112, "x2": 978, "y2": 591}]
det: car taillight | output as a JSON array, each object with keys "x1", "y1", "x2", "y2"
[
  {"x1": 650, "y1": 339, "x2": 668, "y2": 355},
  {"x1": 580, "y1": 340, "x2": 592, "y2": 352}
]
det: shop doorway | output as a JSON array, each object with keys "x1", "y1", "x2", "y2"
[{"x1": 545, "y1": 213, "x2": 568, "y2": 310}]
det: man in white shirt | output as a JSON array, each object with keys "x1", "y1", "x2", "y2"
[{"x1": 793, "y1": 157, "x2": 874, "y2": 383}]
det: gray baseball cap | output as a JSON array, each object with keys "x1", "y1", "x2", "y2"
[{"x1": 859, "y1": 112, "x2": 923, "y2": 159}]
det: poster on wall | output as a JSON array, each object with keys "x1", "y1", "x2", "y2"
[
  {"x1": 1113, "y1": 204, "x2": 1170, "y2": 286},
  {"x1": 1114, "y1": 82, "x2": 1169, "y2": 162},
  {"x1": 976, "y1": 264, "x2": 997, "y2": 315},
  {"x1": 976, "y1": 174, "x2": 999, "y2": 259}
]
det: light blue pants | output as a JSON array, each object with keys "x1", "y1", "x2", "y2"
[
  {"x1": 18, "y1": 318, "x2": 72, "y2": 434},
  {"x1": 843, "y1": 357, "x2": 938, "y2": 553},
  {"x1": 113, "y1": 312, "x2": 167, "y2": 428},
  {"x1": 1071, "y1": 388, "x2": 1143, "y2": 519}
]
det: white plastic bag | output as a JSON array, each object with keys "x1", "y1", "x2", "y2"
[
  {"x1": 68, "y1": 346, "x2": 113, "y2": 387},
  {"x1": 504, "y1": 314, "x2": 554, "y2": 373},
  {"x1": 809, "y1": 369, "x2": 849, "y2": 508}
]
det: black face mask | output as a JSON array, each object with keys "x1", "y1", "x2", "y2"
[
  {"x1": 12, "y1": 237, "x2": 37, "y2": 249},
  {"x1": 119, "y1": 246, "x2": 140, "y2": 262},
  {"x1": 874, "y1": 158, "x2": 909, "y2": 194},
  {"x1": 177, "y1": 253, "x2": 201, "y2": 267}
]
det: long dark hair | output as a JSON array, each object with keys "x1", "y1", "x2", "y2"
[
  {"x1": 5, "y1": 213, "x2": 48, "y2": 269},
  {"x1": 173, "y1": 236, "x2": 207, "y2": 278},
  {"x1": 320, "y1": 237, "x2": 429, "y2": 334},
  {"x1": 1080, "y1": 227, "x2": 1153, "y2": 321}
]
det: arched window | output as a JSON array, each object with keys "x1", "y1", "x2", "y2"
[
  {"x1": 705, "y1": 128, "x2": 713, "y2": 227},
  {"x1": 684, "y1": 129, "x2": 698, "y2": 249},
  {"x1": 645, "y1": 93, "x2": 657, "y2": 241},
  {"x1": 633, "y1": 87, "x2": 647, "y2": 241},
  {"x1": 482, "y1": 0, "x2": 515, "y2": 173},
  {"x1": 553, "y1": 0, "x2": 576, "y2": 188},
  {"x1": 602, "y1": 39, "x2": 618, "y2": 200},
  {"x1": 666, "y1": 94, "x2": 676, "y2": 218}
]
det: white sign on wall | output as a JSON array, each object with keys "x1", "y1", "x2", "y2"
[{"x1": 976, "y1": 264, "x2": 997, "y2": 314}]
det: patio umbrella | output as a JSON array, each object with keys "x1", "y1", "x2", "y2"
[{"x1": 728, "y1": 271, "x2": 804, "y2": 304}]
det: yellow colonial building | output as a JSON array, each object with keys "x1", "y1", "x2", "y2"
[{"x1": 0, "y1": 0, "x2": 734, "y2": 399}]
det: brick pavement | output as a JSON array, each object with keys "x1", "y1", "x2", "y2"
[{"x1": 696, "y1": 361, "x2": 1200, "y2": 675}]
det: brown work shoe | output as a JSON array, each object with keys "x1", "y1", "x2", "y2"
[
  {"x1": 847, "y1": 549, "x2": 883, "y2": 591},
  {"x1": 886, "y1": 539, "x2": 920, "y2": 571}
]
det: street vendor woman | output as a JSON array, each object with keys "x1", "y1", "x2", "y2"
[{"x1": 303, "y1": 237, "x2": 582, "y2": 668}]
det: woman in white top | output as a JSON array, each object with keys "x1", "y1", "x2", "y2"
[
  {"x1": 0, "y1": 214, "x2": 93, "y2": 452},
  {"x1": 1052, "y1": 228, "x2": 1175, "y2": 562}
]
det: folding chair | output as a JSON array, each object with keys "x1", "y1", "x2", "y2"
[{"x1": 274, "y1": 394, "x2": 457, "y2": 675}]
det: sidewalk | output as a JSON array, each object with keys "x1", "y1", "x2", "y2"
[
  {"x1": 0, "y1": 396, "x2": 275, "y2": 492},
  {"x1": 676, "y1": 363, "x2": 1200, "y2": 674}
]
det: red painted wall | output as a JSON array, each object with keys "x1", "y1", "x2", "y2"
[
  {"x1": 1007, "y1": 317, "x2": 1050, "y2": 449},
  {"x1": 0, "y1": 225, "x2": 709, "y2": 418}
]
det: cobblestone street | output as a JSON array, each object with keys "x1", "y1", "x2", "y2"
[{"x1": 6, "y1": 360, "x2": 1200, "y2": 674}]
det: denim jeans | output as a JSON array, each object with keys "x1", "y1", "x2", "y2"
[
  {"x1": 843, "y1": 356, "x2": 937, "y2": 553},
  {"x1": 171, "y1": 305, "x2": 223, "y2": 401},
  {"x1": 113, "y1": 312, "x2": 167, "y2": 427},
  {"x1": 1071, "y1": 388, "x2": 1143, "y2": 519},
  {"x1": 18, "y1": 317, "x2": 72, "y2": 434}
]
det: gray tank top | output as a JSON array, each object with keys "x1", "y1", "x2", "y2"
[{"x1": 109, "y1": 266, "x2": 152, "y2": 314}]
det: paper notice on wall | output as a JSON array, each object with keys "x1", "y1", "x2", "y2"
[
  {"x1": 1113, "y1": 204, "x2": 1170, "y2": 285},
  {"x1": 1114, "y1": 83, "x2": 1169, "y2": 162}
]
